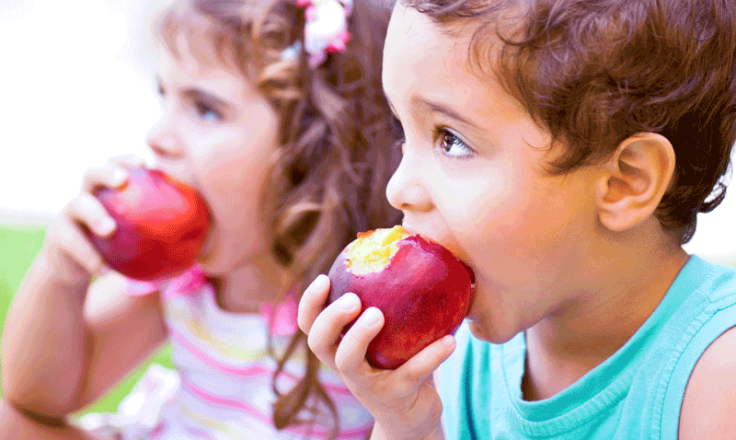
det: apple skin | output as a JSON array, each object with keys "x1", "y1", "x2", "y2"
[
  {"x1": 327, "y1": 231, "x2": 475, "y2": 370},
  {"x1": 87, "y1": 168, "x2": 211, "y2": 281}
]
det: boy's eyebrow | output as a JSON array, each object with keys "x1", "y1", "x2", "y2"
[
  {"x1": 414, "y1": 97, "x2": 479, "y2": 129},
  {"x1": 384, "y1": 90, "x2": 480, "y2": 130}
]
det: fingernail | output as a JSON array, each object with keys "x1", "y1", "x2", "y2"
[
  {"x1": 113, "y1": 170, "x2": 127, "y2": 186},
  {"x1": 315, "y1": 274, "x2": 329, "y2": 289},
  {"x1": 362, "y1": 307, "x2": 382, "y2": 327},
  {"x1": 99, "y1": 218, "x2": 116, "y2": 234},
  {"x1": 441, "y1": 335, "x2": 455, "y2": 347},
  {"x1": 340, "y1": 293, "x2": 359, "y2": 311}
]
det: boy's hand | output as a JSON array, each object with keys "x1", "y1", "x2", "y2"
[
  {"x1": 298, "y1": 275, "x2": 455, "y2": 440},
  {"x1": 41, "y1": 154, "x2": 146, "y2": 287}
]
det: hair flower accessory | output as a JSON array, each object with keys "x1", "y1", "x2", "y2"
[{"x1": 296, "y1": 0, "x2": 353, "y2": 67}]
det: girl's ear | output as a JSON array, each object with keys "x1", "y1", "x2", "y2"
[{"x1": 596, "y1": 133, "x2": 676, "y2": 232}]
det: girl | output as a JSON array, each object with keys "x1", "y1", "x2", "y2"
[
  {"x1": 0, "y1": 0, "x2": 400, "y2": 438},
  {"x1": 298, "y1": 0, "x2": 736, "y2": 439}
]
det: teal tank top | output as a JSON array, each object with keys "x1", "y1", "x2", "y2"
[{"x1": 438, "y1": 255, "x2": 736, "y2": 439}]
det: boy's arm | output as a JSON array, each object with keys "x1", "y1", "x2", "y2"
[
  {"x1": 1, "y1": 258, "x2": 167, "y2": 419},
  {"x1": 678, "y1": 326, "x2": 736, "y2": 439},
  {"x1": 368, "y1": 369, "x2": 447, "y2": 440},
  {"x1": 371, "y1": 423, "x2": 446, "y2": 440}
]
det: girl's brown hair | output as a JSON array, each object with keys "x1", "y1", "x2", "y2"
[
  {"x1": 402, "y1": 0, "x2": 736, "y2": 243},
  {"x1": 156, "y1": 0, "x2": 401, "y2": 437}
]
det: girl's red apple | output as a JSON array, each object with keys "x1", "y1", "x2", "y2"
[
  {"x1": 88, "y1": 168, "x2": 211, "y2": 281},
  {"x1": 327, "y1": 226, "x2": 475, "y2": 369}
]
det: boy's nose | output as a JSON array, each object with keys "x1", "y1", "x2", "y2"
[
  {"x1": 146, "y1": 113, "x2": 185, "y2": 159},
  {"x1": 385, "y1": 152, "x2": 433, "y2": 212}
]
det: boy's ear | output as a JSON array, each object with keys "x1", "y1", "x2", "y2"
[{"x1": 596, "y1": 133, "x2": 676, "y2": 232}]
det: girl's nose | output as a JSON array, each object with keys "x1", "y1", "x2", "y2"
[
  {"x1": 146, "y1": 112, "x2": 185, "y2": 159},
  {"x1": 385, "y1": 151, "x2": 433, "y2": 212}
]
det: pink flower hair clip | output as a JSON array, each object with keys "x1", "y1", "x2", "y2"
[{"x1": 295, "y1": 0, "x2": 353, "y2": 67}]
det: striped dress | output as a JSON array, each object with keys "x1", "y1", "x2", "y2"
[{"x1": 78, "y1": 265, "x2": 373, "y2": 440}]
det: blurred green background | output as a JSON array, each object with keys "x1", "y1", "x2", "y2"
[{"x1": 0, "y1": 223, "x2": 174, "y2": 417}]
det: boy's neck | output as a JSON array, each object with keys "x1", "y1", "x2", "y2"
[{"x1": 521, "y1": 228, "x2": 690, "y2": 402}]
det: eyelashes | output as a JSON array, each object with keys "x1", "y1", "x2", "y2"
[
  {"x1": 156, "y1": 80, "x2": 166, "y2": 98},
  {"x1": 435, "y1": 128, "x2": 474, "y2": 159},
  {"x1": 194, "y1": 101, "x2": 223, "y2": 122},
  {"x1": 154, "y1": 84, "x2": 223, "y2": 122},
  {"x1": 389, "y1": 116, "x2": 475, "y2": 159},
  {"x1": 391, "y1": 116, "x2": 405, "y2": 146}
]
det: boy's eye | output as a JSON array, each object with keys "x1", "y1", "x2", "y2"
[{"x1": 437, "y1": 128, "x2": 474, "y2": 159}]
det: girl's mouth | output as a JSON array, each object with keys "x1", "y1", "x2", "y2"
[{"x1": 196, "y1": 224, "x2": 217, "y2": 264}]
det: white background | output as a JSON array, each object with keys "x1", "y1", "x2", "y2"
[
  {"x1": 1, "y1": 0, "x2": 734, "y2": 262},
  {"x1": 0, "y1": 0, "x2": 161, "y2": 220}
]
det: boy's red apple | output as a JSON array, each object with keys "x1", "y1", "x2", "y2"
[
  {"x1": 88, "y1": 168, "x2": 211, "y2": 281},
  {"x1": 327, "y1": 225, "x2": 475, "y2": 370}
]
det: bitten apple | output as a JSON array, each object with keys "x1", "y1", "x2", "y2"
[
  {"x1": 87, "y1": 168, "x2": 211, "y2": 281},
  {"x1": 327, "y1": 225, "x2": 474, "y2": 370}
]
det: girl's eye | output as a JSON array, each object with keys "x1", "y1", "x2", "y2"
[
  {"x1": 437, "y1": 128, "x2": 474, "y2": 159},
  {"x1": 194, "y1": 101, "x2": 222, "y2": 122}
]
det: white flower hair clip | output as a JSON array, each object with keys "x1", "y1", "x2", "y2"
[{"x1": 294, "y1": 0, "x2": 353, "y2": 67}]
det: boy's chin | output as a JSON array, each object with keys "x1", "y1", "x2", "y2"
[
  {"x1": 466, "y1": 318, "x2": 517, "y2": 345},
  {"x1": 467, "y1": 320, "x2": 489, "y2": 341}
]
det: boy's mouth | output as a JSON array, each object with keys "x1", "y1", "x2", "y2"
[{"x1": 401, "y1": 222, "x2": 476, "y2": 316}]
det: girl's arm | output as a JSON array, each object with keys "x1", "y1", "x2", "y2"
[
  {"x1": 1, "y1": 267, "x2": 167, "y2": 418},
  {"x1": 1, "y1": 155, "x2": 168, "y2": 419}
]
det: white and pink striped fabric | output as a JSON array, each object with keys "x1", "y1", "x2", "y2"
[{"x1": 78, "y1": 265, "x2": 373, "y2": 440}]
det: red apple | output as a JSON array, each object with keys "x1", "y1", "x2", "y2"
[
  {"x1": 88, "y1": 168, "x2": 211, "y2": 281},
  {"x1": 327, "y1": 225, "x2": 475, "y2": 370}
]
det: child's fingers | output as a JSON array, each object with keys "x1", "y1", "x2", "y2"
[
  {"x1": 55, "y1": 217, "x2": 109, "y2": 276},
  {"x1": 66, "y1": 194, "x2": 117, "y2": 238},
  {"x1": 396, "y1": 334, "x2": 456, "y2": 385},
  {"x1": 334, "y1": 307, "x2": 384, "y2": 373},
  {"x1": 82, "y1": 165, "x2": 128, "y2": 193},
  {"x1": 306, "y1": 292, "x2": 363, "y2": 368},
  {"x1": 297, "y1": 274, "x2": 331, "y2": 334}
]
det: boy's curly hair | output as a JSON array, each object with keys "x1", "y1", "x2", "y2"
[
  {"x1": 156, "y1": 0, "x2": 401, "y2": 437},
  {"x1": 401, "y1": 0, "x2": 736, "y2": 243}
]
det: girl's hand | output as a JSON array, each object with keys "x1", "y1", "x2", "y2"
[
  {"x1": 41, "y1": 154, "x2": 146, "y2": 288},
  {"x1": 298, "y1": 275, "x2": 455, "y2": 440}
]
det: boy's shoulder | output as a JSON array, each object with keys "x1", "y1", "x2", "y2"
[
  {"x1": 666, "y1": 256, "x2": 736, "y2": 439},
  {"x1": 678, "y1": 255, "x2": 736, "y2": 303},
  {"x1": 678, "y1": 325, "x2": 736, "y2": 439}
]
